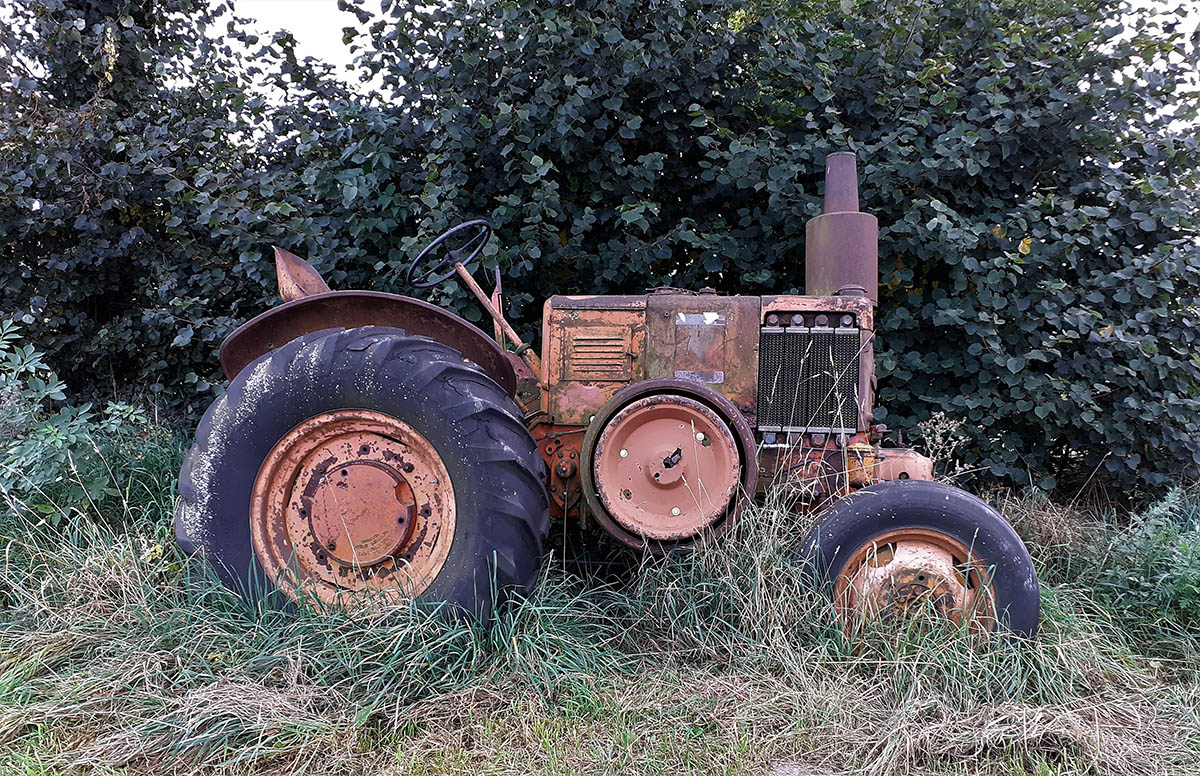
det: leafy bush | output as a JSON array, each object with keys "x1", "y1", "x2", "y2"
[
  {"x1": 0, "y1": 320, "x2": 157, "y2": 525},
  {"x1": 1, "y1": 0, "x2": 1197, "y2": 493},
  {"x1": 1085, "y1": 488, "x2": 1200, "y2": 632}
]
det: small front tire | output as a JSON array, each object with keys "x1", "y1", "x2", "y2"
[{"x1": 798, "y1": 480, "x2": 1040, "y2": 638}]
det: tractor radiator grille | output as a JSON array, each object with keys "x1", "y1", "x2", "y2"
[{"x1": 757, "y1": 327, "x2": 861, "y2": 433}]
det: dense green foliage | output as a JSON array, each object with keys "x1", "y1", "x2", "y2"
[
  {"x1": 1087, "y1": 488, "x2": 1200, "y2": 630},
  {"x1": 1, "y1": 0, "x2": 1197, "y2": 492},
  {"x1": 0, "y1": 320, "x2": 171, "y2": 526}
]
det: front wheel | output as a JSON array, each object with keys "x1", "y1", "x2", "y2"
[
  {"x1": 797, "y1": 480, "x2": 1040, "y2": 638},
  {"x1": 176, "y1": 326, "x2": 549, "y2": 619}
]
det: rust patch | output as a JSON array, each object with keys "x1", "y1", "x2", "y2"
[
  {"x1": 541, "y1": 295, "x2": 646, "y2": 424},
  {"x1": 833, "y1": 527, "x2": 997, "y2": 633},
  {"x1": 531, "y1": 423, "x2": 586, "y2": 521},
  {"x1": 873, "y1": 447, "x2": 934, "y2": 482},
  {"x1": 645, "y1": 294, "x2": 760, "y2": 426},
  {"x1": 274, "y1": 247, "x2": 332, "y2": 302},
  {"x1": 805, "y1": 152, "x2": 879, "y2": 304},
  {"x1": 593, "y1": 394, "x2": 740, "y2": 541},
  {"x1": 249, "y1": 409, "x2": 456, "y2": 608}
]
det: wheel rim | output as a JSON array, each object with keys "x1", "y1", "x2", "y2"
[
  {"x1": 832, "y1": 528, "x2": 997, "y2": 632},
  {"x1": 250, "y1": 409, "x2": 455, "y2": 606},
  {"x1": 592, "y1": 395, "x2": 741, "y2": 541}
]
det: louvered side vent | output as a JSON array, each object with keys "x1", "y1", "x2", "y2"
[
  {"x1": 563, "y1": 327, "x2": 633, "y2": 381},
  {"x1": 757, "y1": 327, "x2": 861, "y2": 433}
]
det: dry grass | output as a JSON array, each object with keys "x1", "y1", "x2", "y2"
[{"x1": 2, "y1": 468, "x2": 1199, "y2": 775}]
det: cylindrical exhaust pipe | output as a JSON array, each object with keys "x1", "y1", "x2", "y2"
[{"x1": 804, "y1": 152, "x2": 879, "y2": 304}]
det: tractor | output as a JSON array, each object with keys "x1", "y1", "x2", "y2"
[{"x1": 176, "y1": 152, "x2": 1040, "y2": 637}]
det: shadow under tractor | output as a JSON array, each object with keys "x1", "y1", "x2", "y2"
[{"x1": 176, "y1": 152, "x2": 1040, "y2": 638}]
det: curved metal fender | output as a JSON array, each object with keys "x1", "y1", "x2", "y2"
[{"x1": 218, "y1": 290, "x2": 518, "y2": 397}]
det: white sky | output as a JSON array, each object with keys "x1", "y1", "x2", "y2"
[{"x1": 238, "y1": 0, "x2": 372, "y2": 71}]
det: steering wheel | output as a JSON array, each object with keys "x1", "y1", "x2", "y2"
[{"x1": 406, "y1": 219, "x2": 492, "y2": 289}]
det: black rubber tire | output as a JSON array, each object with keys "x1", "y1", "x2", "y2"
[
  {"x1": 797, "y1": 480, "x2": 1040, "y2": 638},
  {"x1": 175, "y1": 326, "x2": 549, "y2": 619}
]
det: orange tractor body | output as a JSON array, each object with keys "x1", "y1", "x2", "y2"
[{"x1": 177, "y1": 152, "x2": 1039, "y2": 637}]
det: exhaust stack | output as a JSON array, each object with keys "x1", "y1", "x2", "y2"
[{"x1": 805, "y1": 152, "x2": 878, "y2": 304}]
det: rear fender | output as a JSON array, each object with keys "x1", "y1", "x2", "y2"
[
  {"x1": 219, "y1": 291, "x2": 517, "y2": 397},
  {"x1": 218, "y1": 247, "x2": 517, "y2": 395}
]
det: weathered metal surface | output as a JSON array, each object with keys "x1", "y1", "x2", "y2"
[
  {"x1": 218, "y1": 290, "x2": 517, "y2": 396},
  {"x1": 757, "y1": 431, "x2": 874, "y2": 499},
  {"x1": 593, "y1": 394, "x2": 740, "y2": 541},
  {"x1": 757, "y1": 434, "x2": 932, "y2": 502},
  {"x1": 531, "y1": 423, "x2": 586, "y2": 520},
  {"x1": 760, "y1": 294, "x2": 875, "y2": 329},
  {"x1": 274, "y1": 247, "x2": 332, "y2": 302},
  {"x1": 490, "y1": 267, "x2": 504, "y2": 345},
  {"x1": 580, "y1": 378, "x2": 758, "y2": 551},
  {"x1": 805, "y1": 152, "x2": 879, "y2": 304},
  {"x1": 249, "y1": 409, "x2": 455, "y2": 606},
  {"x1": 541, "y1": 295, "x2": 647, "y2": 425},
  {"x1": 845, "y1": 442, "x2": 876, "y2": 487},
  {"x1": 509, "y1": 352, "x2": 542, "y2": 419},
  {"x1": 833, "y1": 528, "x2": 997, "y2": 632},
  {"x1": 645, "y1": 294, "x2": 761, "y2": 426},
  {"x1": 873, "y1": 447, "x2": 935, "y2": 482}
]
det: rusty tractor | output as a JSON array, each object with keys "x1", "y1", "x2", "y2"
[{"x1": 176, "y1": 152, "x2": 1040, "y2": 636}]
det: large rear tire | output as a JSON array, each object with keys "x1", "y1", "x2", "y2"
[
  {"x1": 798, "y1": 480, "x2": 1040, "y2": 638},
  {"x1": 176, "y1": 326, "x2": 549, "y2": 619}
]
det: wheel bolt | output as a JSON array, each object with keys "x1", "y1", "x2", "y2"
[
  {"x1": 696, "y1": 432, "x2": 705, "y2": 442},
  {"x1": 671, "y1": 507, "x2": 681, "y2": 516},
  {"x1": 620, "y1": 449, "x2": 628, "y2": 458}
]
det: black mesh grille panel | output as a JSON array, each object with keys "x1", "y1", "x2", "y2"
[{"x1": 757, "y1": 327, "x2": 861, "y2": 432}]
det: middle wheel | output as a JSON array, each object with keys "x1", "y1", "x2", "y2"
[{"x1": 581, "y1": 380, "x2": 758, "y2": 553}]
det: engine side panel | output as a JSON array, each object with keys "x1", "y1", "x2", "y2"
[
  {"x1": 541, "y1": 295, "x2": 647, "y2": 425},
  {"x1": 644, "y1": 294, "x2": 761, "y2": 426}
]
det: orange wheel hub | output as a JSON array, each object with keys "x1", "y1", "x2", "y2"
[
  {"x1": 833, "y1": 528, "x2": 997, "y2": 632},
  {"x1": 250, "y1": 409, "x2": 455, "y2": 607},
  {"x1": 592, "y1": 395, "x2": 741, "y2": 541}
]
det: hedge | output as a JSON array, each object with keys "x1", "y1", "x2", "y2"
[{"x1": 1, "y1": 0, "x2": 1197, "y2": 493}]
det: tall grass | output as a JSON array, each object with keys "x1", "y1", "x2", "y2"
[{"x1": 1, "y1": 424, "x2": 1198, "y2": 775}]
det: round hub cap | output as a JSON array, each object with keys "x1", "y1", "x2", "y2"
[
  {"x1": 833, "y1": 528, "x2": 997, "y2": 632},
  {"x1": 307, "y1": 462, "x2": 415, "y2": 567},
  {"x1": 592, "y1": 394, "x2": 741, "y2": 541},
  {"x1": 250, "y1": 409, "x2": 455, "y2": 607}
]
